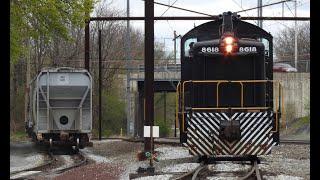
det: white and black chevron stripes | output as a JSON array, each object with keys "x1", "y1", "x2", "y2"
[{"x1": 183, "y1": 111, "x2": 275, "y2": 156}]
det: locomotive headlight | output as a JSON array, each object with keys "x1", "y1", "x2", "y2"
[
  {"x1": 224, "y1": 36, "x2": 234, "y2": 44},
  {"x1": 225, "y1": 45, "x2": 233, "y2": 53},
  {"x1": 220, "y1": 34, "x2": 237, "y2": 55}
]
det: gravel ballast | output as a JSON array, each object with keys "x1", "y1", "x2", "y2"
[{"x1": 11, "y1": 140, "x2": 309, "y2": 180}]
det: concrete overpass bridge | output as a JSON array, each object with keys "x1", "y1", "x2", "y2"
[{"x1": 124, "y1": 63, "x2": 181, "y2": 137}]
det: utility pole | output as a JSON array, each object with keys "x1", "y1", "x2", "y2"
[
  {"x1": 257, "y1": 0, "x2": 263, "y2": 28},
  {"x1": 85, "y1": 22, "x2": 90, "y2": 70},
  {"x1": 172, "y1": 31, "x2": 181, "y2": 137},
  {"x1": 126, "y1": 0, "x2": 132, "y2": 136},
  {"x1": 144, "y1": 0, "x2": 154, "y2": 158},
  {"x1": 24, "y1": 47, "x2": 31, "y2": 128},
  {"x1": 282, "y1": 2, "x2": 284, "y2": 17},
  {"x1": 164, "y1": 91, "x2": 166, "y2": 126},
  {"x1": 98, "y1": 29, "x2": 102, "y2": 140},
  {"x1": 173, "y1": 31, "x2": 181, "y2": 64},
  {"x1": 173, "y1": 30, "x2": 177, "y2": 64},
  {"x1": 294, "y1": 0, "x2": 298, "y2": 70}
]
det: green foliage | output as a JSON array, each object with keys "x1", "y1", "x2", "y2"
[
  {"x1": 10, "y1": 130, "x2": 28, "y2": 142},
  {"x1": 285, "y1": 103, "x2": 295, "y2": 123},
  {"x1": 102, "y1": 129, "x2": 113, "y2": 137},
  {"x1": 101, "y1": 85, "x2": 126, "y2": 137},
  {"x1": 92, "y1": 128, "x2": 98, "y2": 137},
  {"x1": 300, "y1": 115, "x2": 310, "y2": 124},
  {"x1": 10, "y1": 77, "x2": 26, "y2": 132},
  {"x1": 304, "y1": 98, "x2": 310, "y2": 113},
  {"x1": 289, "y1": 115, "x2": 310, "y2": 132},
  {"x1": 155, "y1": 118, "x2": 170, "y2": 137},
  {"x1": 154, "y1": 93, "x2": 176, "y2": 137},
  {"x1": 10, "y1": 0, "x2": 96, "y2": 64}
]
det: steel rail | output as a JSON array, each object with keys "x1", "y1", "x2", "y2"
[
  {"x1": 52, "y1": 151, "x2": 88, "y2": 174},
  {"x1": 239, "y1": 160, "x2": 262, "y2": 180},
  {"x1": 10, "y1": 150, "x2": 55, "y2": 178},
  {"x1": 92, "y1": 137, "x2": 310, "y2": 146},
  {"x1": 10, "y1": 149, "x2": 88, "y2": 179},
  {"x1": 191, "y1": 164, "x2": 207, "y2": 180},
  {"x1": 172, "y1": 160, "x2": 262, "y2": 180},
  {"x1": 280, "y1": 139, "x2": 310, "y2": 144},
  {"x1": 172, "y1": 163, "x2": 206, "y2": 180}
]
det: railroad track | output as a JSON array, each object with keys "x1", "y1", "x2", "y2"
[
  {"x1": 51, "y1": 150, "x2": 88, "y2": 174},
  {"x1": 10, "y1": 149, "x2": 88, "y2": 179},
  {"x1": 94, "y1": 137, "x2": 310, "y2": 146},
  {"x1": 10, "y1": 150, "x2": 55, "y2": 179},
  {"x1": 92, "y1": 137, "x2": 182, "y2": 146},
  {"x1": 280, "y1": 139, "x2": 310, "y2": 145},
  {"x1": 129, "y1": 160, "x2": 264, "y2": 180},
  {"x1": 171, "y1": 160, "x2": 262, "y2": 180}
]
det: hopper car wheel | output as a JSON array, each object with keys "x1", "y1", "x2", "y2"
[
  {"x1": 75, "y1": 138, "x2": 80, "y2": 152},
  {"x1": 49, "y1": 138, "x2": 53, "y2": 151}
]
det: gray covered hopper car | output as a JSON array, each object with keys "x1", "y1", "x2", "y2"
[{"x1": 26, "y1": 67, "x2": 93, "y2": 149}]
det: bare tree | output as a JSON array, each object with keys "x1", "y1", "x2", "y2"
[{"x1": 274, "y1": 22, "x2": 310, "y2": 62}]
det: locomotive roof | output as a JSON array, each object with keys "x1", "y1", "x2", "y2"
[
  {"x1": 192, "y1": 38, "x2": 264, "y2": 48},
  {"x1": 182, "y1": 19, "x2": 272, "y2": 42}
]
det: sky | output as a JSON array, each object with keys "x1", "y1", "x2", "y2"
[{"x1": 93, "y1": 0, "x2": 310, "y2": 58}]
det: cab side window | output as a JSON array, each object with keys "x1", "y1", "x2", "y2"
[{"x1": 184, "y1": 38, "x2": 197, "y2": 57}]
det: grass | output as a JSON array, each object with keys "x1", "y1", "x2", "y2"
[
  {"x1": 10, "y1": 130, "x2": 29, "y2": 142},
  {"x1": 291, "y1": 115, "x2": 310, "y2": 130},
  {"x1": 281, "y1": 115, "x2": 310, "y2": 140}
]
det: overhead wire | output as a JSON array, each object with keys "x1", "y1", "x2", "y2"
[
  {"x1": 264, "y1": 0, "x2": 310, "y2": 31},
  {"x1": 284, "y1": 2, "x2": 295, "y2": 16},
  {"x1": 144, "y1": 0, "x2": 303, "y2": 38},
  {"x1": 141, "y1": 0, "x2": 303, "y2": 19},
  {"x1": 164, "y1": 1, "x2": 178, "y2": 32},
  {"x1": 230, "y1": 0, "x2": 257, "y2": 25},
  {"x1": 298, "y1": 0, "x2": 310, "y2": 7},
  {"x1": 236, "y1": 0, "x2": 292, "y2": 13},
  {"x1": 230, "y1": 0, "x2": 252, "y2": 17},
  {"x1": 158, "y1": 0, "x2": 179, "y2": 19},
  {"x1": 154, "y1": 0, "x2": 179, "y2": 50},
  {"x1": 141, "y1": 0, "x2": 215, "y2": 17}
]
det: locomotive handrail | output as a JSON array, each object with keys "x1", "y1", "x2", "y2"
[
  {"x1": 231, "y1": 80, "x2": 284, "y2": 133},
  {"x1": 177, "y1": 80, "x2": 284, "y2": 133},
  {"x1": 181, "y1": 80, "x2": 227, "y2": 132}
]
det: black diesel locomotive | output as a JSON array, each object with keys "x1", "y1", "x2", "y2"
[{"x1": 177, "y1": 12, "x2": 283, "y2": 158}]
